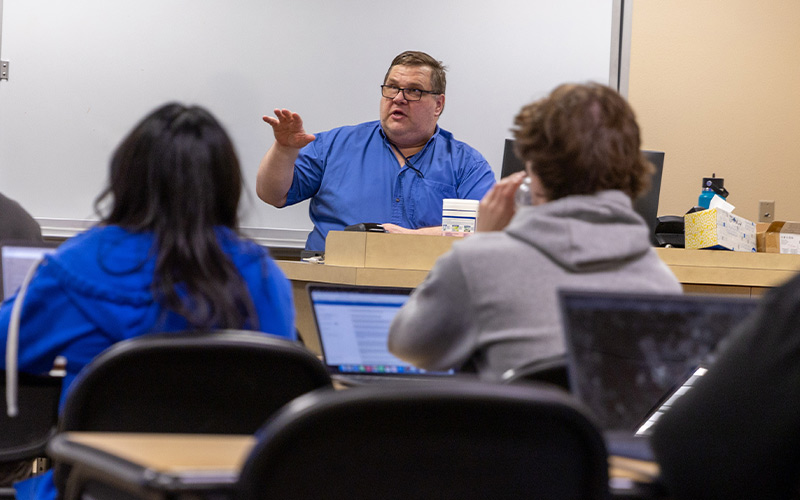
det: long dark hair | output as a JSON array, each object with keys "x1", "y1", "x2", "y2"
[{"x1": 94, "y1": 103, "x2": 258, "y2": 329}]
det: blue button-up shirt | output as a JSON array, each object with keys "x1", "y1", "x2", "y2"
[{"x1": 285, "y1": 121, "x2": 496, "y2": 251}]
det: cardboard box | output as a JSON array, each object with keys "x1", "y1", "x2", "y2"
[
  {"x1": 756, "y1": 223, "x2": 769, "y2": 252},
  {"x1": 758, "y1": 221, "x2": 800, "y2": 254},
  {"x1": 684, "y1": 208, "x2": 756, "y2": 252}
]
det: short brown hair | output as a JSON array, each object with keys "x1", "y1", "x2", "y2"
[
  {"x1": 384, "y1": 51, "x2": 447, "y2": 94},
  {"x1": 512, "y1": 83, "x2": 653, "y2": 201}
]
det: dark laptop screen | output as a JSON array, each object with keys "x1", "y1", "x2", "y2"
[{"x1": 559, "y1": 290, "x2": 759, "y2": 432}]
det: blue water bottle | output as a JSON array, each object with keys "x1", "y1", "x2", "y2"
[
  {"x1": 698, "y1": 182, "x2": 715, "y2": 209},
  {"x1": 698, "y1": 175, "x2": 728, "y2": 210}
]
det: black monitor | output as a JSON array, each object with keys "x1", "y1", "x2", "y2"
[
  {"x1": 500, "y1": 138, "x2": 525, "y2": 179},
  {"x1": 500, "y1": 139, "x2": 664, "y2": 246},
  {"x1": 634, "y1": 151, "x2": 665, "y2": 246}
]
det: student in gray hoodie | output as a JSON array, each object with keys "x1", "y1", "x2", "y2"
[{"x1": 388, "y1": 82, "x2": 682, "y2": 382}]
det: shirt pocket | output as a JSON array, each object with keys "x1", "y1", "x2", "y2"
[{"x1": 411, "y1": 178, "x2": 458, "y2": 228}]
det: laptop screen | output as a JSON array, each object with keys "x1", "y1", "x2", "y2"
[
  {"x1": 634, "y1": 364, "x2": 707, "y2": 437},
  {"x1": 308, "y1": 284, "x2": 455, "y2": 377},
  {"x1": 0, "y1": 241, "x2": 59, "y2": 301},
  {"x1": 559, "y1": 290, "x2": 759, "y2": 433}
]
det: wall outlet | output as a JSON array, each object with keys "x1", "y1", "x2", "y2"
[{"x1": 759, "y1": 200, "x2": 775, "y2": 223}]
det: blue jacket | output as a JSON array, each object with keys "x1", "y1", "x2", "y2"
[{"x1": 0, "y1": 225, "x2": 295, "y2": 500}]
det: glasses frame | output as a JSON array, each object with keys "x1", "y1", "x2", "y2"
[{"x1": 380, "y1": 85, "x2": 441, "y2": 101}]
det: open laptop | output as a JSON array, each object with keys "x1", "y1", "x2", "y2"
[
  {"x1": 558, "y1": 290, "x2": 760, "y2": 460},
  {"x1": 307, "y1": 283, "x2": 457, "y2": 385},
  {"x1": 0, "y1": 240, "x2": 59, "y2": 301}
]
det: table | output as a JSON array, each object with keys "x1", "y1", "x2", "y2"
[
  {"x1": 277, "y1": 231, "x2": 800, "y2": 354},
  {"x1": 48, "y1": 431, "x2": 663, "y2": 500},
  {"x1": 47, "y1": 433, "x2": 254, "y2": 500}
]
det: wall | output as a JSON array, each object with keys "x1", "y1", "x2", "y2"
[
  {"x1": 0, "y1": 0, "x2": 618, "y2": 247},
  {"x1": 628, "y1": 1, "x2": 800, "y2": 222}
]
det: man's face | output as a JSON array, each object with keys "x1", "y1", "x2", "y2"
[{"x1": 379, "y1": 64, "x2": 445, "y2": 149}]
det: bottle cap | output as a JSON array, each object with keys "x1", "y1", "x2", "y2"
[
  {"x1": 442, "y1": 199, "x2": 479, "y2": 211},
  {"x1": 702, "y1": 177, "x2": 729, "y2": 198}
]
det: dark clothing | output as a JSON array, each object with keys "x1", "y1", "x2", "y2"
[
  {"x1": 0, "y1": 193, "x2": 42, "y2": 242},
  {"x1": 652, "y1": 273, "x2": 800, "y2": 500}
]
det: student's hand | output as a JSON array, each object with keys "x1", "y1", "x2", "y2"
[
  {"x1": 477, "y1": 171, "x2": 526, "y2": 232},
  {"x1": 262, "y1": 108, "x2": 315, "y2": 149}
]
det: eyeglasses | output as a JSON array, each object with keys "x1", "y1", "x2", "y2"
[{"x1": 380, "y1": 85, "x2": 440, "y2": 101}]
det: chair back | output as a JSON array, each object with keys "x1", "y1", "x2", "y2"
[
  {"x1": 501, "y1": 354, "x2": 571, "y2": 391},
  {"x1": 237, "y1": 380, "x2": 610, "y2": 500},
  {"x1": 59, "y1": 330, "x2": 332, "y2": 434},
  {"x1": 0, "y1": 372, "x2": 62, "y2": 461}
]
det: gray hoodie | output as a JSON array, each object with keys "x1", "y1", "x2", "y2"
[{"x1": 388, "y1": 190, "x2": 683, "y2": 381}]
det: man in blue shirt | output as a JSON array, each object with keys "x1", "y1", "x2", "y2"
[{"x1": 256, "y1": 51, "x2": 496, "y2": 251}]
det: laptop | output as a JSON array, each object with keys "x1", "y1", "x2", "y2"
[
  {"x1": 558, "y1": 290, "x2": 760, "y2": 460},
  {"x1": 307, "y1": 283, "x2": 457, "y2": 385},
  {"x1": 0, "y1": 240, "x2": 59, "y2": 301}
]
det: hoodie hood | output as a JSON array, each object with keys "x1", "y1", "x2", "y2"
[
  {"x1": 42, "y1": 225, "x2": 263, "y2": 338},
  {"x1": 44, "y1": 226, "x2": 176, "y2": 338},
  {"x1": 505, "y1": 190, "x2": 651, "y2": 272}
]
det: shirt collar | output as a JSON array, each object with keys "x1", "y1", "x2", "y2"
[{"x1": 378, "y1": 124, "x2": 440, "y2": 159}]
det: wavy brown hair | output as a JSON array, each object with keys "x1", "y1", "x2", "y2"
[{"x1": 512, "y1": 83, "x2": 653, "y2": 201}]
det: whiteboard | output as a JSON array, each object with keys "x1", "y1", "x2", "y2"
[{"x1": 0, "y1": 0, "x2": 617, "y2": 247}]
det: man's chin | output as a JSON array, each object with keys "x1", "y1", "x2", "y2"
[{"x1": 382, "y1": 123, "x2": 406, "y2": 139}]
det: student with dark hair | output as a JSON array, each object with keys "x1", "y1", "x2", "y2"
[
  {"x1": 0, "y1": 192, "x2": 43, "y2": 242},
  {"x1": 0, "y1": 103, "x2": 295, "y2": 500},
  {"x1": 388, "y1": 83, "x2": 681, "y2": 381}
]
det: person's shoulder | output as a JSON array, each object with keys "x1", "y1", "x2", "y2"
[
  {"x1": 52, "y1": 226, "x2": 154, "y2": 272},
  {"x1": 0, "y1": 192, "x2": 42, "y2": 241},
  {"x1": 58, "y1": 225, "x2": 138, "y2": 250},
  {"x1": 55, "y1": 225, "x2": 112, "y2": 254},
  {"x1": 215, "y1": 227, "x2": 275, "y2": 266},
  {"x1": 448, "y1": 231, "x2": 516, "y2": 259},
  {"x1": 428, "y1": 232, "x2": 524, "y2": 285},
  {"x1": 310, "y1": 121, "x2": 380, "y2": 152},
  {"x1": 0, "y1": 192, "x2": 38, "y2": 221},
  {"x1": 0, "y1": 191, "x2": 23, "y2": 210},
  {"x1": 216, "y1": 230, "x2": 290, "y2": 287},
  {"x1": 434, "y1": 126, "x2": 487, "y2": 160},
  {"x1": 319, "y1": 120, "x2": 379, "y2": 137}
]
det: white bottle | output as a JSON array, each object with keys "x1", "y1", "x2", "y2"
[{"x1": 442, "y1": 199, "x2": 479, "y2": 236}]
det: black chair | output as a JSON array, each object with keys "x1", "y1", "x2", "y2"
[
  {"x1": 58, "y1": 330, "x2": 331, "y2": 434},
  {"x1": 501, "y1": 354, "x2": 571, "y2": 391},
  {"x1": 55, "y1": 330, "x2": 332, "y2": 499},
  {"x1": 0, "y1": 372, "x2": 62, "y2": 498},
  {"x1": 237, "y1": 380, "x2": 610, "y2": 500}
]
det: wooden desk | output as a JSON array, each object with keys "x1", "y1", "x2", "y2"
[
  {"x1": 47, "y1": 432, "x2": 255, "y2": 499},
  {"x1": 277, "y1": 231, "x2": 800, "y2": 353},
  {"x1": 48, "y1": 432, "x2": 660, "y2": 500},
  {"x1": 653, "y1": 247, "x2": 800, "y2": 296}
]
